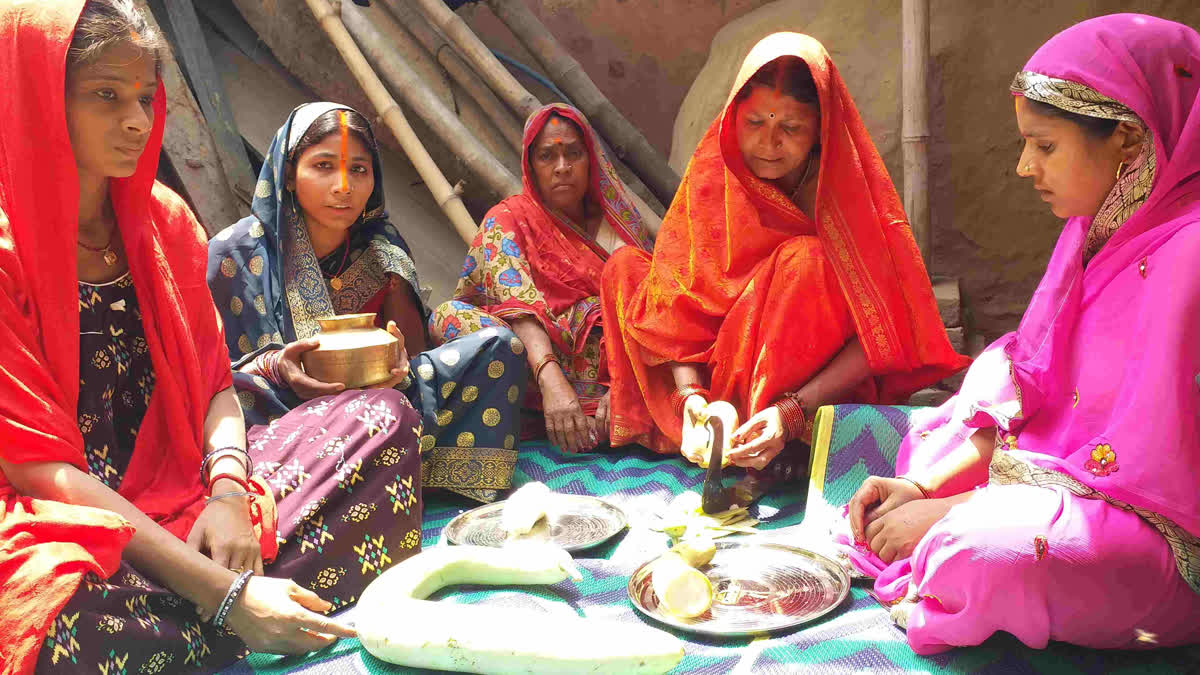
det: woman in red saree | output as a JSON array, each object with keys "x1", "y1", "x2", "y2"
[
  {"x1": 0, "y1": 2, "x2": 420, "y2": 672},
  {"x1": 433, "y1": 104, "x2": 654, "y2": 453},
  {"x1": 602, "y1": 33, "x2": 967, "y2": 469}
]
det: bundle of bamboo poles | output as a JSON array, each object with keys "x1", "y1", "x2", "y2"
[
  {"x1": 303, "y1": 0, "x2": 670, "y2": 244},
  {"x1": 405, "y1": 0, "x2": 668, "y2": 218}
]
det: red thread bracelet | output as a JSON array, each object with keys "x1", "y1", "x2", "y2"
[{"x1": 208, "y1": 472, "x2": 251, "y2": 496}]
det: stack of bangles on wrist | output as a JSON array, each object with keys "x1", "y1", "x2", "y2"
[
  {"x1": 897, "y1": 475, "x2": 933, "y2": 499},
  {"x1": 249, "y1": 349, "x2": 285, "y2": 386},
  {"x1": 669, "y1": 384, "x2": 711, "y2": 416},
  {"x1": 211, "y1": 569, "x2": 255, "y2": 628},
  {"x1": 202, "y1": 446, "x2": 252, "y2": 485},
  {"x1": 773, "y1": 392, "x2": 811, "y2": 441},
  {"x1": 532, "y1": 353, "x2": 560, "y2": 382},
  {"x1": 204, "y1": 447, "x2": 255, "y2": 504}
]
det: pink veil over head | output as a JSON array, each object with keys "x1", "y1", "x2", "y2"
[{"x1": 998, "y1": 14, "x2": 1200, "y2": 541}]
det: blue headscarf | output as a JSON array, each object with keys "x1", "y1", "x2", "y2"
[{"x1": 207, "y1": 102, "x2": 423, "y2": 366}]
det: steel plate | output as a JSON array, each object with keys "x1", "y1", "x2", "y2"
[
  {"x1": 628, "y1": 540, "x2": 850, "y2": 636},
  {"x1": 444, "y1": 494, "x2": 627, "y2": 552}
]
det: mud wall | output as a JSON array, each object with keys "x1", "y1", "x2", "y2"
[{"x1": 463, "y1": 0, "x2": 1200, "y2": 340}]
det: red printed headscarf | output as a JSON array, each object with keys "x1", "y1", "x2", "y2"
[
  {"x1": 453, "y1": 104, "x2": 653, "y2": 356},
  {"x1": 0, "y1": 1, "x2": 234, "y2": 670}
]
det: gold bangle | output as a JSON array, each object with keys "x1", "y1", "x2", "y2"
[
  {"x1": 897, "y1": 475, "x2": 933, "y2": 499},
  {"x1": 532, "y1": 353, "x2": 560, "y2": 383}
]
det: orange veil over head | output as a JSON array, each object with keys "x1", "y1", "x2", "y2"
[
  {"x1": 602, "y1": 33, "x2": 967, "y2": 452},
  {"x1": 0, "y1": 2, "x2": 236, "y2": 670}
]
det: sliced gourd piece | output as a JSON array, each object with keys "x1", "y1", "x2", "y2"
[
  {"x1": 671, "y1": 535, "x2": 716, "y2": 567},
  {"x1": 501, "y1": 481, "x2": 551, "y2": 536},
  {"x1": 651, "y1": 551, "x2": 714, "y2": 618}
]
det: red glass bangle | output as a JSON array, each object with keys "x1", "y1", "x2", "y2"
[
  {"x1": 263, "y1": 349, "x2": 285, "y2": 386},
  {"x1": 670, "y1": 385, "x2": 711, "y2": 417},
  {"x1": 774, "y1": 393, "x2": 808, "y2": 441}
]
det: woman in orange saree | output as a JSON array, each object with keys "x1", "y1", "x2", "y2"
[{"x1": 602, "y1": 33, "x2": 968, "y2": 470}]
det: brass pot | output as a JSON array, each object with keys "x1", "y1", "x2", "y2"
[{"x1": 300, "y1": 313, "x2": 399, "y2": 389}]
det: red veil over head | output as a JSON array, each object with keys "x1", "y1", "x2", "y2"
[
  {"x1": 0, "y1": 1, "x2": 234, "y2": 670},
  {"x1": 603, "y1": 33, "x2": 966, "y2": 450}
]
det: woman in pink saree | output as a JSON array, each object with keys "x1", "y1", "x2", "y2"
[{"x1": 839, "y1": 14, "x2": 1200, "y2": 654}]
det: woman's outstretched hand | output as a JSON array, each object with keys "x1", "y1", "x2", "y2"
[
  {"x1": 224, "y1": 576, "x2": 356, "y2": 655},
  {"x1": 543, "y1": 375, "x2": 591, "y2": 453},
  {"x1": 678, "y1": 395, "x2": 712, "y2": 465},
  {"x1": 860, "y1": 497, "x2": 956, "y2": 564}
]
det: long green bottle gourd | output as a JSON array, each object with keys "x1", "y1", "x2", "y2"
[{"x1": 357, "y1": 544, "x2": 685, "y2": 673}]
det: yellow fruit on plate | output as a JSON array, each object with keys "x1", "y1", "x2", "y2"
[
  {"x1": 671, "y1": 536, "x2": 716, "y2": 568},
  {"x1": 652, "y1": 552, "x2": 714, "y2": 619}
]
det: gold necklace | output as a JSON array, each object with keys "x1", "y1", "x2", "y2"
[
  {"x1": 77, "y1": 222, "x2": 118, "y2": 266},
  {"x1": 322, "y1": 241, "x2": 351, "y2": 291}
]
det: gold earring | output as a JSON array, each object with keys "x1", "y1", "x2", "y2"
[{"x1": 1116, "y1": 161, "x2": 1126, "y2": 180}]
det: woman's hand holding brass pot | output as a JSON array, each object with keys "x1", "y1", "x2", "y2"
[
  {"x1": 364, "y1": 321, "x2": 411, "y2": 390},
  {"x1": 277, "y1": 338, "x2": 347, "y2": 400}
]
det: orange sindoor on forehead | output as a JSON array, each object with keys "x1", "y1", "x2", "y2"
[
  {"x1": 338, "y1": 111, "x2": 349, "y2": 192},
  {"x1": 546, "y1": 116, "x2": 567, "y2": 137}
]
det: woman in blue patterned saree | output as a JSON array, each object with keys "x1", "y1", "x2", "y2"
[{"x1": 208, "y1": 102, "x2": 527, "y2": 503}]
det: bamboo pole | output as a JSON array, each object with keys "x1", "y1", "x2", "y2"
[
  {"x1": 303, "y1": 0, "x2": 477, "y2": 245},
  {"x1": 377, "y1": 0, "x2": 525, "y2": 151},
  {"x1": 343, "y1": 1, "x2": 522, "y2": 198},
  {"x1": 403, "y1": 0, "x2": 664, "y2": 224},
  {"x1": 486, "y1": 0, "x2": 680, "y2": 206},
  {"x1": 406, "y1": 0, "x2": 665, "y2": 218},
  {"x1": 902, "y1": 0, "x2": 932, "y2": 267},
  {"x1": 412, "y1": 0, "x2": 540, "y2": 118}
]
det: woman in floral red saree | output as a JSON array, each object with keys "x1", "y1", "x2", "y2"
[{"x1": 434, "y1": 104, "x2": 654, "y2": 454}]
